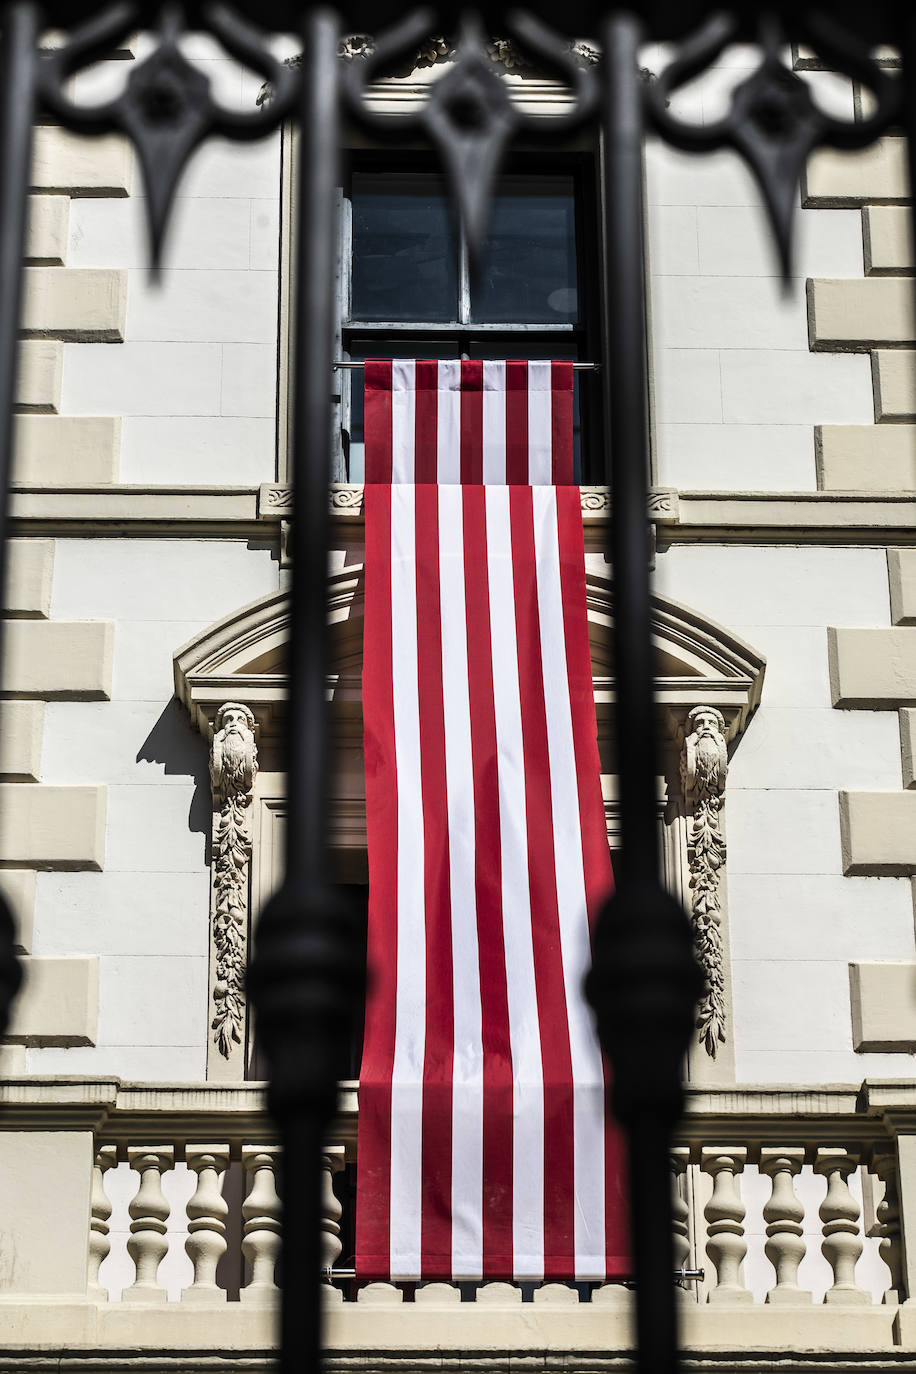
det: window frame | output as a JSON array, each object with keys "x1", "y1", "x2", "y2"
[
  {"x1": 277, "y1": 127, "x2": 607, "y2": 484},
  {"x1": 339, "y1": 147, "x2": 604, "y2": 483}
]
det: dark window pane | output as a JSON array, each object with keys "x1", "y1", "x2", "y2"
[
  {"x1": 472, "y1": 178, "x2": 578, "y2": 324},
  {"x1": 351, "y1": 174, "x2": 458, "y2": 322}
]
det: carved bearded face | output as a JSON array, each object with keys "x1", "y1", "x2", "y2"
[
  {"x1": 219, "y1": 713, "x2": 250, "y2": 773},
  {"x1": 220, "y1": 706, "x2": 250, "y2": 743},
  {"x1": 212, "y1": 705, "x2": 257, "y2": 796},
  {"x1": 690, "y1": 706, "x2": 723, "y2": 740}
]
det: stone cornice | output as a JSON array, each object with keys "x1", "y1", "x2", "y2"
[
  {"x1": 0, "y1": 1076, "x2": 359, "y2": 1144},
  {"x1": 8, "y1": 484, "x2": 916, "y2": 543}
]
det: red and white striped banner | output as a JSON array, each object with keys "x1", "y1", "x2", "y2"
[
  {"x1": 357, "y1": 363, "x2": 627, "y2": 1283},
  {"x1": 364, "y1": 359, "x2": 574, "y2": 486}
]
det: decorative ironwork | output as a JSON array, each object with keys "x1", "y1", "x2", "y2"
[
  {"x1": 37, "y1": 3, "x2": 300, "y2": 268},
  {"x1": 646, "y1": 12, "x2": 902, "y2": 278},
  {"x1": 0, "y1": 6, "x2": 912, "y2": 1374}
]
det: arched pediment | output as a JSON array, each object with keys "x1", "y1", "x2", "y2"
[{"x1": 174, "y1": 566, "x2": 765, "y2": 744}]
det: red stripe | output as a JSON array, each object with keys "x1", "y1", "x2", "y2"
[
  {"x1": 509, "y1": 485, "x2": 576, "y2": 1276},
  {"x1": 463, "y1": 486, "x2": 514, "y2": 1276},
  {"x1": 460, "y1": 360, "x2": 483, "y2": 485},
  {"x1": 414, "y1": 484, "x2": 455, "y2": 1276},
  {"x1": 415, "y1": 360, "x2": 439, "y2": 483},
  {"x1": 551, "y1": 362, "x2": 574, "y2": 485},
  {"x1": 364, "y1": 360, "x2": 393, "y2": 485},
  {"x1": 357, "y1": 484, "x2": 398, "y2": 1276},
  {"x1": 505, "y1": 361, "x2": 528, "y2": 485},
  {"x1": 555, "y1": 487, "x2": 628, "y2": 1278},
  {"x1": 555, "y1": 487, "x2": 612, "y2": 917}
]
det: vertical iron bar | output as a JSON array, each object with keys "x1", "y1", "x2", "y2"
[
  {"x1": 0, "y1": 1, "x2": 40, "y2": 1036},
  {"x1": 601, "y1": 19, "x2": 657, "y2": 892},
  {"x1": 589, "y1": 13, "x2": 701, "y2": 1374},
  {"x1": 280, "y1": 10, "x2": 340, "y2": 1370},
  {"x1": 286, "y1": 12, "x2": 339, "y2": 894},
  {"x1": 247, "y1": 10, "x2": 358, "y2": 1374},
  {"x1": 601, "y1": 15, "x2": 677, "y2": 1370}
]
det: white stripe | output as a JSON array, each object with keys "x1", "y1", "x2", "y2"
[
  {"x1": 437, "y1": 361, "x2": 461, "y2": 483},
  {"x1": 482, "y1": 360, "x2": 507, "y2": 485},
  {"x1": 485, "y1": 484, "x2": 545, "y2": 1280},
  {"x1": 389, "y1": 483, "x2": 425, "y2": 1277},
  {"x1": 531, "y1": 487, "x2": 607, "y2": 1277},
  {"x1": 438, "y1": 485, "x2": 484, "y2": 1278},
  {"x1": 527, "y1": 361, "x2": 553, "y2": 485},
  {"x1": 391, "y1": 359, "x2": 416, "y2": 484}
]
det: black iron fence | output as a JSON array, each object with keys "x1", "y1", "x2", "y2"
[{"x1": 0, "y1": 6, "x2": 912, "y2": 1373}]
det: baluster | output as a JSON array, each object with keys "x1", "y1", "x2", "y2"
[
  {"x1": 760, "y1": 1148, "x2": 811, "y2": 1304},
  {"x1": 702, "y1": 1147, "x2": 752, "y2": 1303},
  {"x1": 124, "y1": 1146, "x2": 173, "y2": 1303},
  {"x1": 416, "y1": 1283, "x2": 460, "y2": 1304},
  {"x1": 533, "y1": 1283, "x2": 579, "y2": 1304},
  {"x1": 88, "y1": 1145, "x2": 117, "y2": 1298},
  {"x1": 321, "y1": 1147, "x2": 345, "y2": 1274},
  {"x1": 321, "y1": 1147, "x2": 345, "y2": 1305},
  {"x1": 356, "y1": 1282, "x2": 403, "y2": 1304},
  {"x1": 671, "y1": 1147, "x2": 690, "y2": 1275},
  {"x1": 183, "y1": 1145, "x2": 230, "y2": 1303},
  {"x1": 476, "y1": 1282, "x2": 522, "y2": 1304},
  {"x1": 240, "y1": 1146, "x2": 281, "y2": 1304},
  {"x1": 872, "y1": 1143, "x2": 903, "y2": 1305},
  {"x1": 815, "y1": 1147, "x2": 869, "y2": 1304}
]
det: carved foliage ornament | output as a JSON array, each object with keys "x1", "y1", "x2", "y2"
[
  {"x1": 680, "y1": 705, "x2": 728, "y2": 1057},
  {"x1": 210, "y1": 702, "x2": 259, "y2": 1059}
]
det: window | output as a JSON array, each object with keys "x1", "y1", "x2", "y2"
[{"x1": 338, "y1": 153, "x2": 603, "y2": 482}]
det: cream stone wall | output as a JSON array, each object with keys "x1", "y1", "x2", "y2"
[
  {"x1": 648, "y1": 44, "x2": 916, "y2": 1084},
  {"x1": 6, "y1": 43, "x2": 916, "y2": 1360},
  {"x1": 646, "y1": 45, "x2": 870, "y2": 494},
  {"x1": 63, "y1": 32, "x2": 282, "y2": 488},
  {"x1": 8, "y1": 38, "x2": 914, "y2": 1090}
]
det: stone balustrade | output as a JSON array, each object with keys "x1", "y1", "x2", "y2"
[{"x1": 6, "y1": 1077, "x2": 916, "y2": 1359}]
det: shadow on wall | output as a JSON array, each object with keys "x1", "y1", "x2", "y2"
[{"x1": 137, "y1": 698, "x2": 213, "y2": 856}]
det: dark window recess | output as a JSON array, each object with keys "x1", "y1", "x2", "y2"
[{"x1": 247, "y1": 885, "x2": 367, "y2": 1083}]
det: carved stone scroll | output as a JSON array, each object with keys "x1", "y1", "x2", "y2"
[
  {"x1": 209, "y1": 702, "x2": 259, "y2": 1061},
  {"x1": 258, "y1": 483, "x2": 680, "y2": 523},
  {"x1": 680, "y1": 705, "x2": 728, "y2": 1057}
]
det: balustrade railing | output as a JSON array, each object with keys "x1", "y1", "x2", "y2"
[{"x1": 3, "y1": 1077, "x2": 916, "y2": 1326}]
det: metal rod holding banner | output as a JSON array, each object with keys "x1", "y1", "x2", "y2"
[
  {"x1": 331, "y1": 361, "x2": 603, "y2": 371},
  {"x1": 0, "y1": 1, "x2": 40, "y2": 1037}
]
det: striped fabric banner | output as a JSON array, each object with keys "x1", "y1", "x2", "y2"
[
  {"x1": 364, "y1": 359, "x2": 574, "y2": 486},
  {"x1": 357, "y1": 475, "x2": 628, "y2": 1280}
]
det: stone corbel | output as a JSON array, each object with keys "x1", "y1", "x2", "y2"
[
  {"x1": 680, "y1": 705, "x2": 728, "y2": 1058},
  {"x1": 209, "y1": 702, "x2": 259, "y2": 1071}
]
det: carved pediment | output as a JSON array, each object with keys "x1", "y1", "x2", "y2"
[{"x1": 174, "y1": 567, "x2": 765, "y2": 747}]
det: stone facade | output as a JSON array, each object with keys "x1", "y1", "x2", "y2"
[{"x1": 2, "y1": 30, "x2": 916, "y2": 1372}]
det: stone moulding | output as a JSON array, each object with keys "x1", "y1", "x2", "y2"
[
  {"x1": 680, "y1": 705, "x2": 729, "y2": 1058},
  {"x1": 257, "y1": 482, "x2": 680, "y2": 523},
  {"x1": 209, "y1": 703, "x2": 259, "y2": 1062}
]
